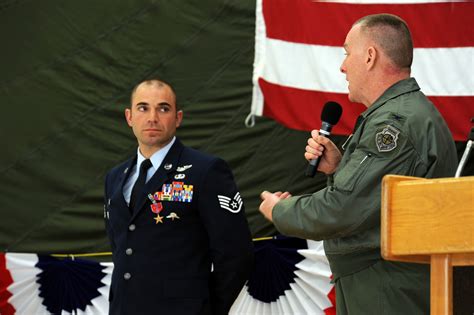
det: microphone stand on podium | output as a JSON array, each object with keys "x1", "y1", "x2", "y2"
[{"x1": 381, "y1": 123, "x2": 474, "y2": 315}]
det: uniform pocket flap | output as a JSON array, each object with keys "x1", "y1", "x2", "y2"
[{"x1": 334, "y1": 150, "x2": 373, "y2": 192}]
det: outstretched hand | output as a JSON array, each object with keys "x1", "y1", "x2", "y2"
[{"x1": 259, "y1": 191, "x2": 292, "y2": 222}]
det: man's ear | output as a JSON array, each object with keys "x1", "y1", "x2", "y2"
[
  {"x1": 125, "y1": 108, "x2": 132, "y2": 127},
  {"x1": 366, "y1": 46, "x2": 377, "y2": 70},
  {"x1": 176, "y1": 110, "x2": 183, "y2": 128}
]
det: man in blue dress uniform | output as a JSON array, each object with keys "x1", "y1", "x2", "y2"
[{"x1": 104, "y1": 78, "x2": 253, "y2": 315}]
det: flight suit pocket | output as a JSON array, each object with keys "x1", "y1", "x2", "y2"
[{"x1": 334, "y1": 150, "x2": 374, "y2": 193}]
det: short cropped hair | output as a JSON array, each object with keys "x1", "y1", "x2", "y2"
[
  {"x1": 130, "y1": 78, "x2": 179, "y2": 111},
  {"x1": 355, "y1": 14, "x2": 413, "y2": 69}
]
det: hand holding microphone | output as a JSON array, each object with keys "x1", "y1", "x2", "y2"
[{"x1": 305, "y1": 101, "x2": 343, "y2": 177}]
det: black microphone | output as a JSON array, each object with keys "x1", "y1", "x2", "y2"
[
  {"x1": 305, "y1": 101, "x2": 343, "y2": 177},
  {"x1": 455, "y1": 122, "x2": 474, "y2": 178}
]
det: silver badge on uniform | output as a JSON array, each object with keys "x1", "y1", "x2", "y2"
[
  {"x1": 103, "y1": 205, "x2": 109, "y2": 219},
  {"x1": 375, "y1": 125, "x2": 400, "y2": 152},
  {"x1": 177, "y1": 165, "x2": 192, "y2": 172},
  {"x1": 174, "y1": 173, "x2": 185, "y2": 179},
  {"x1": 164, "y1": 163, "x2": 173, "y2": 170},
  {"x1": 166, "y1": 212, "x2": 180, "y2": 220}
]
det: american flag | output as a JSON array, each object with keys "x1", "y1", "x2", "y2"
[{"x1": 250, "y1": 0, "x2": 474, "y2": 141}]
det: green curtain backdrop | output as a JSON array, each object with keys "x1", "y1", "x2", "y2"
[
  {"x1": 0, "y1": 0, "x2": 325, "y2": 253},
  {"x1": 1, "y1": 1, "x2": 472, "y2": 313},
  {"x1": 1, "y1": 0, "x2": 472, "y2": 254}
]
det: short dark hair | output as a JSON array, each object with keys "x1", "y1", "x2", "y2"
[
  {"x1": 130, "y1": 78, "x2": 179, "y2": 111},
  {"x1": 355, "y1": 14, "x2": 413, "y2": 69}
]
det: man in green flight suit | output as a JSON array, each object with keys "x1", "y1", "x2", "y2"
[{"x1": 259, "y1": 13, "x2": 457, "y2": 314}]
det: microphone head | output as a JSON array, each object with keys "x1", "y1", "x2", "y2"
[{"x1": 321, "y1": 101, "x2": 343, "y2": 125}]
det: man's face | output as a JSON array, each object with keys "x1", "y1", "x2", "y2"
[
  {"x1": 125, "y1": 83, "x2": 183, "y2": 152},
  {"x1": 340, "y1": 24, "x2": 368, "y2": 105}
]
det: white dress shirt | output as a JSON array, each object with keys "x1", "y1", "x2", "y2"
[{"x1": 123, "y1": 137, "x2": 176, "y2": 205}]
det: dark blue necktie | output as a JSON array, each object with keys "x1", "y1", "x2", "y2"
[{"x1": 129, "y1": 159, "x2": 152, "y2": 213}]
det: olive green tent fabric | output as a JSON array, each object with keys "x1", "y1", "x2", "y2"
[
  {"x1": 0, "y1": 0, "x2": 472, "y2": 255},
  {"x1": 0, "y1": 0, "x2": 326, "y2": 253},
  {"x1": 2, "y1": 2, "x2": 473, "y2": 313}
]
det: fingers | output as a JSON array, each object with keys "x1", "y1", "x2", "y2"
[
  {"x1": 305, "y1": 136, "x2": 324, "y2": 161},
  {"x1": 280, "y1": 191, "x2": 292, "y2": 199},
  {"x1": 304, "y1": 151, "x2": 314, "y2": 161},
  {"x1": 259, "y1": 190, "x2": 291, "y2": 222},
  {"x1": 260, "y1": 190, "x2": 271, "y2": 200},
  {"x1": 259, "y1": 191, "x2": 277, "y2": 222},
  {"x1": 261, "y1": 191, "x2": 291, "y2": 200},
  {"x1": 306, "y1": 143, "x2": 324, "y2": 155},
  {"x1": 309, "y1": 131, "x2": 336, "y2": 150}
]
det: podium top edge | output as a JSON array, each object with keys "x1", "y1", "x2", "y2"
[{"x1": 383, "y1": 175, "x2": 474, "y2": 184}]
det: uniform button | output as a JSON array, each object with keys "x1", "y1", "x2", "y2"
[
  {"x1": 125, "y1": 248, "x2": 133, "y2": 256},
  {"x1": 129, "y1": 224, "x2": 136, "y2": 231},
  {"x1": 124, "y1": 273, "x2": 131, "y2": 280}
]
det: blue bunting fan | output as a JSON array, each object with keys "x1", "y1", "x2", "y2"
[{"x1": 230, "y1": 237, "x2": 335, "y2": 314}]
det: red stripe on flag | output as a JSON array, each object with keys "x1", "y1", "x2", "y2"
[
  {"x1": 0, "y1": 253, "x2": 15, "y2": 315},
  {"x1": 429, "y1": 96, "x2": 474, "y2": 141},
  {"x1": 259, "y1": 78, "x2": 474, "y2": 141},
  {"x1": 260, "y1": 78, "x2": 365, "y2": 134},
  {"x1": 263, "y1": 0, "x2": 474, "y2": 48}
]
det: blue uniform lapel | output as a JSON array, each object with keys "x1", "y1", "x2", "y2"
[{"x1": 108, "y1": 157, "x2": 136, "y2": 219}]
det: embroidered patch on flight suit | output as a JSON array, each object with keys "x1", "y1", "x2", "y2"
[
  {"x1": 375, "y1": 125, "x2": 400, "y2": 152},
  {"x1": 153, "y1": 181, "x2": 193, "y2": 202},
  {"x1": 217, "y1": 192, "x2": 243, "y2": 213}
]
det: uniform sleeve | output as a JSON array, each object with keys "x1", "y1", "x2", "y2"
[
  {"x1": 197, "y1": 158, "x2": 254, "y2": 315},
  {"x1": 273, "y1": 116, "x2": 423, "y2": 241}
]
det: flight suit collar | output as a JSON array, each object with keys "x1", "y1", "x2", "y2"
[
  {"x1": 343, "y1": 78, "x2": 420, "y2": 154},
  {"x1": 362, "y1": 77, "x2": 420, "y2": 119}
]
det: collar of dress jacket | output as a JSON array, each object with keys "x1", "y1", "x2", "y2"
[{"x1": 136, "y1": 136, "x2": 176, "y2": 179}]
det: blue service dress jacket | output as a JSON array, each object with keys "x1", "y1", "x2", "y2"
[{"x1": 104, "y1": 139, "x2": 254, "y2": 315}]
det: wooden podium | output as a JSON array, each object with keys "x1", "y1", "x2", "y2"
[{"x1": 381, "y1": 175, "x2": 474, "y2": 315}]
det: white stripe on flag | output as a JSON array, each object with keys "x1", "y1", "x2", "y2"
[
  {"x1": 248, "y1": 0, "x2": 474, "y2": 140},
  {"x1": 261, "y1": 38, "x2": 473, "y2": 96}
]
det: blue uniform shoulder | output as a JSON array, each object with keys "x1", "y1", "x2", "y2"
[{"x1": 180, "y1": 146, "x2": 223, "y2": 165}]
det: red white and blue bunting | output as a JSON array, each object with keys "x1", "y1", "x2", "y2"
[
  {"x1": 0, "y1": 253, "x2": 112, "y2": 315},
  {"x1": 1, "y1": 238, "x2": 334, "y2": 314},
  {"x1": 230, "y1": 238, "x2": 335, "y2": 314}
]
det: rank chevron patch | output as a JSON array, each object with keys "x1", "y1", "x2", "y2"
[{"x1": 217, "y1": 192, "x2": 243, "y2": 213}]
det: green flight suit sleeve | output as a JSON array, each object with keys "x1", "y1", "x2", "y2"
[{"x1": 273, "y1": 114, "x2": 425, "y2": 241}]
